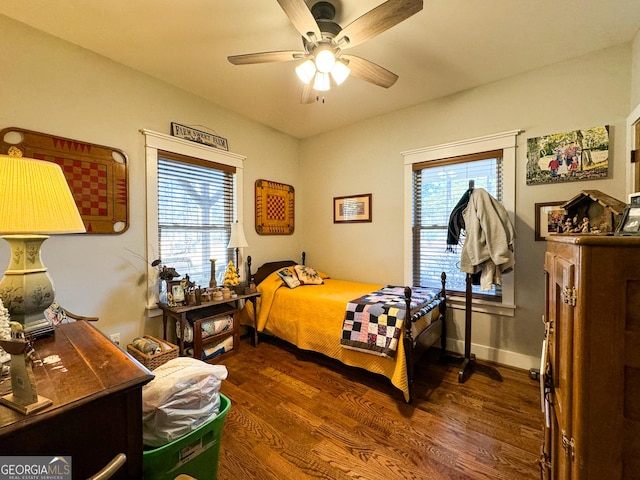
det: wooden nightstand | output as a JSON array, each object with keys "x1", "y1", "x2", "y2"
[{"x1": 158, "y1": 292, "x2": 260, "y2": 363}]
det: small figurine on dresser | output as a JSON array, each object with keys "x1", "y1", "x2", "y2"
[
  {"x1": 560, "y1": 217, "x2": 574, "y2": 233},
  {"x1": 580, "y1": 216, "x2": 590, "y2": 233},
  {"x1": 0, "y1": 321, "x2": 52, "y2": 414}
]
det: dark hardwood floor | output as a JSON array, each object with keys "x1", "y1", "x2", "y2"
[{"x1": 217, "y1": 336, "x2": 543, "y2": 480}]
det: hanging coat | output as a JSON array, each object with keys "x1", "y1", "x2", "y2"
[{"x1": 460, "y1": 188, "x2": 515, "y2": 291}]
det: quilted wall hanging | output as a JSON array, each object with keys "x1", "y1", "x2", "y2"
[
  {"x1": 0, "y1": 127, "x2": 128, "y2": 234},
  {"x1": 255, "y1": 179, "x2": 294, "y2": 235}
]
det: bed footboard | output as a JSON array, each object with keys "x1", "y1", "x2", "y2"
[{"x1": 403, "y1": 272, "x2": 447, "y2": 404}]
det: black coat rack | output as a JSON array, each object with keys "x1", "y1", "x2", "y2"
[
  {"x1": 457, "y1": 180, "x2": 502, "y2": 384},
  {"x1": 459, "y1": 180, "x2": 475, "y2": 383}
]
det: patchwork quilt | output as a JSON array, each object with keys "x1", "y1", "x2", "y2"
[{"x1": 341, "y1": 286, "x2": 441, "y2": 358}]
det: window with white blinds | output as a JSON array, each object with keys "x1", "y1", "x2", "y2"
[
  {"x1": 157, "y1": 152, "x2": 235, "y2": 288},
  {"x1": 412, "y1": 150, "x2": 504, "y2": 298}
]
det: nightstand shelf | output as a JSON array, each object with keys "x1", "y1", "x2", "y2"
[
  {"x1": 188, "y1": 304, "x2": 238, "y2": 363},
  {"x1": 158, "y1": 292, "x2": 260, "y2": 364}
]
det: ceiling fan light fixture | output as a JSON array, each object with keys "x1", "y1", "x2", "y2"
[
  {"x1": 313, "y1": 72, "x2": 331, "y2": 91},
  {"x1": 314, "y1": 49, "x2": 336, "y2": 74},
  {"x1": 229, "y1": 0, "x2": 422, "y2": 103},
  {"x1": 330, "y1": 60, "x2": 350, "y2": 85},
  {"x1": 295, "y1": 59, "x2": 317, "y2": 84}
]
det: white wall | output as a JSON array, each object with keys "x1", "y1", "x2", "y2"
[
  {"x1": 299, "y1": 44, "x2": 633, "y2": 368},
  {"x1": 631, "y1": 28, "x2": 640, "y2": 108},
  {"x1": 0, "y1": 16, "x2": 300, "y2": 344}
]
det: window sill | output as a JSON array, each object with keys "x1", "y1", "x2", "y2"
[
  {"x1": 147, "y1": 305, "x2": 162, "y2": 318},
  {"x1": 447, "y1": 294, "x2": 516, "y2": 317}
]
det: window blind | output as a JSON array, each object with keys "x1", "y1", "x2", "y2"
[
  {"x1": 157, "y1": 154, "x2": 235, "y2": 287},
  {"x1": 412, "y1": 151, "x2": 503, "y2": 297}
]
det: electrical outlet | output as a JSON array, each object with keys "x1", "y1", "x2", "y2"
[{"x1": 110, "y1": 333, "x2": 120, "y2": 346}]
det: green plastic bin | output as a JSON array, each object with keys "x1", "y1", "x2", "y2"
[{"x1": 143, "y1": 393, "x2": 231, "y2": 480}]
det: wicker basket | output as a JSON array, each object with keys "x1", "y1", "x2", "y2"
[{"x1": 127, "y1": 335, "x2": 178, "y2": 370}]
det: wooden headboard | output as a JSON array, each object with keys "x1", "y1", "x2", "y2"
[{"x1": 248, "y1": 252, "x2": 306, "y2": 285}]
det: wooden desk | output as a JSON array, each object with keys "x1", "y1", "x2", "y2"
[
  {"x1": 158, "y1": 292, "x2": 261, "y2": 361},
  {"x1": 0, "y1": 321, "x2": 154, "y2": 479}
]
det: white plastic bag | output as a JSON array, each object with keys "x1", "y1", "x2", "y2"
[{"x1": 142, "y1": 357, "x2": 228, "y2": 447}]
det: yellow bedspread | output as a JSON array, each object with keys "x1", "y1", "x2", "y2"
[{"x1": 249, "y1": 271, "x2": 417, "y2": 401}]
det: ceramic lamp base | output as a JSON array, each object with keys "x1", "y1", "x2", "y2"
[{"x1": 0, "y1": 235, "x2": 55, "y2": 338}]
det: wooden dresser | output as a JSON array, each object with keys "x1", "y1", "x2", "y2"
[
  {"x1": 0, "y1": 321, "x2": 154, "y2": 479},
  {"x1": 542, "y1": 235, "x2": 640, "y2": 479}
]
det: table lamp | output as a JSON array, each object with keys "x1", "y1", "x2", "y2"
[
  {"x1": 0, "y1": 149, "x2": 86, "y2": 338},
  {"x1": 227, "y1": 221, "x2": 248, "y2": 281}
]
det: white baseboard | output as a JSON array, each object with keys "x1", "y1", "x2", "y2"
[{"x1": 444, "y1": 338, "x2": 540, "y2": 372}]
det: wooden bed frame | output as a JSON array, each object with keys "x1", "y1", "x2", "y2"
[{"x1": 245, "y1": 253, "x2": 447, "y2": 403}]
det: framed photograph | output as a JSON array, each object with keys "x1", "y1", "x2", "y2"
[
  {"x1": 615, "y1": 195, "x2": 640, "y2": 235},
  {"x1": 171, "y1": 284, "x2": 185, "y2": 303},
  {"x1": 526, "y1": 125, "x2": 609, "y2": 185},
  {"x1": 166, "y1": 280, "x2": 185, "y2": 305},
  {"x1": 616, "y1": 207, "x2": 640, "y2": 235},
  {"x1": 334, "y1": 194, "x2": 372, "y2": 223},
  {"x1": 535, "y1": 201, "x2": 566, "y2": 241}
]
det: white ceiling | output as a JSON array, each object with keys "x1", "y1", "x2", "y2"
[{"x1": 1, "y1": 1, "x2": 640, "y2": 139}]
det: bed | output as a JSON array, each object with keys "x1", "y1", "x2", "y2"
[{"x1": 242, "y1": 254, "x2": 447, "y2": 403}]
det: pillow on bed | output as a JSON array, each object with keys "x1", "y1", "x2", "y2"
[
  {"x1": 294, "y1": 265, "x2": 324, "y2": 285},
  {"x1": 277, "y1": 267, "x2": 301, "y2": 289}
]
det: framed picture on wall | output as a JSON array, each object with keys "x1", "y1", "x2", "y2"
[
  {"x1": 535, "y1": 201, "x2": 566, "y2": 241},
  {"x1": 334, "y1": 194, "x2": 372, "y2": 223},
  {"x1": 526, "y1": 125, "x2": 609, "y2": 186}
]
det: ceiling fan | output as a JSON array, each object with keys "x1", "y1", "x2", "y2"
[{"x1": 227, "y1": 0, "x2": 423, "y2": 103}]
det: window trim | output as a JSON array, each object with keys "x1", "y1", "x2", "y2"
[
  {"x1": 402, "y1": 130, "x2": 520, "y2": 316},
  {"x1": 412, "y1": 151, "x2": 504, "y2": 300},
  {"x1": 626, "y1": 101, "x2": 640, "y2": 196},
  {"x1": 142, "y1": 129, "x2": 246, "y2": 314}
]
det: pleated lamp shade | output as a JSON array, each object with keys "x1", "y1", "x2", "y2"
[
  {"x1": 0, "y1": 154, "x2": 85, "y2": 234},
  {"x1": 0, "y1": 152, "x2": 85, "y2": 338},
  {"x1": 227, "y1": 222, "x2": 248, "y2": 281},
  {"x1": 227, "y1": 222, "x2": 248, "y2": 249}
]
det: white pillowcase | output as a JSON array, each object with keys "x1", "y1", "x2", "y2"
[{"x1": 277, "y1": 267, "x2": 300, "y2": 288}]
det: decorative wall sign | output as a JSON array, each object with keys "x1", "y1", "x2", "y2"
[
  {"x1": 171, "y1": 122, "x2": 228, "y2": 151},
  {"x1": 526, "y1": 125, "x2": 609, "y2": 185},
  {"x1": 255, "y1": 179, "x2": 294, "y2": 235},
  {"x1": 0, "y1": 127, "x2": 128, "y2": 234},
  {"x1": 334, "y1": 194, "x2": 372, "y2": 223}
]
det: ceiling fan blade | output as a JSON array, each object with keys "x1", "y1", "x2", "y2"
[
  {"x1": 342, "y1": 55, "x2": 398, "y2": 88},
  {"x1": 228, "y1": 50, "x2": 305, "y2": 65},
  {"x1": 300, "y1": 83, "x2": 317, "y2": 104},
  {"x1": 335, "y1": 0, "x2": 423, "y2": 49},
  {"x1": 277, "y1": 0, "x2": 322, "y2": 42}
]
